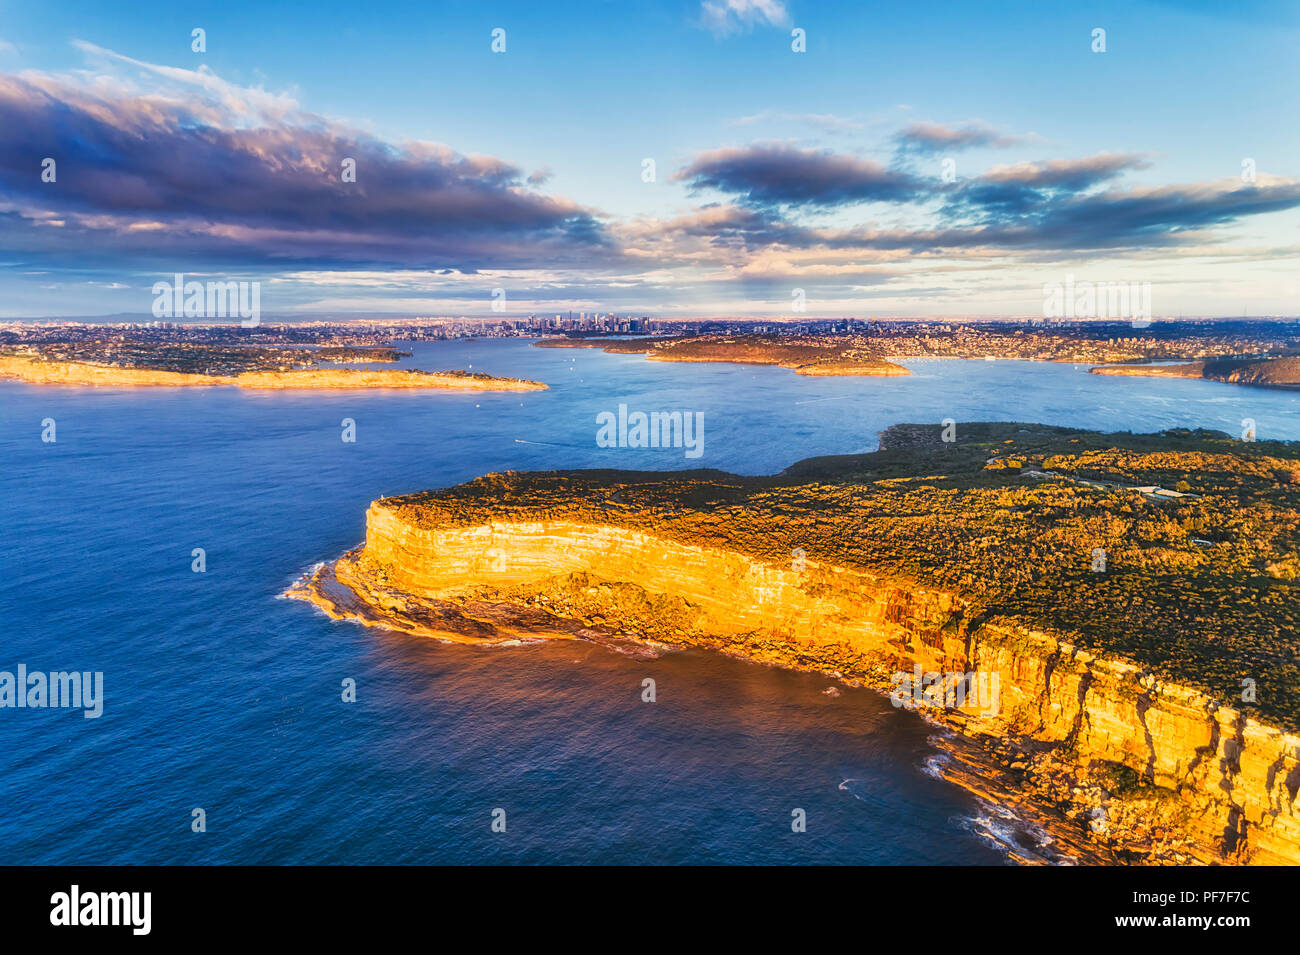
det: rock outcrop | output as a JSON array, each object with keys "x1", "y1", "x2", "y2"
[
  {"x1": 289, "y1": 423, "x2": 1300, "y2": 864},
  {"x1": 291, "y1": 503, "x2": 1300, "y2": 865}
]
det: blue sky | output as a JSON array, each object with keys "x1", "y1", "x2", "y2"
[{"x1": 0, "y1": 0, "x2": 1297, "y2": 318}]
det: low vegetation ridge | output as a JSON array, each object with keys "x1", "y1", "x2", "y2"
[
  {"x1": 536, "y1": 333, "x2": 910, "y2": 376},
  {"x1": 386, "y1": 421, "x2": 1300, "y2": 729},
  {"x1": 1091, "y1": 356, "x2": 1300, "y2": 389}
]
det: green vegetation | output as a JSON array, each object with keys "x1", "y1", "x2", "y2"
[
  {"x1": 1092, "y1": 355, "x2": 1300, "y2": 390},
  {"x1": 392, "y1": 422, "x2": 1300, "y2": 729},
  {"x1": 2, "y1": 341, "x2": 411, "y2": 376},
  {"x1": 540, "y1": 333, "x2": 909, "y2": 374}
]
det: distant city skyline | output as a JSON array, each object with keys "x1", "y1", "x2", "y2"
[{"x1": 1, "y1": 0, "x2": 1298, "y2": 319}]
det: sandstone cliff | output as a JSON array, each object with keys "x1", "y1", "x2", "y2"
[
  {"x1": 295, "y1": 510, "x2": 1300, "y2": 865},
  {"x1": 0, "y1": 354, "x2": 229, "y2": 387},
  {"x1": 289, "y1": 424, "x2": 1300, "y2": 864}
]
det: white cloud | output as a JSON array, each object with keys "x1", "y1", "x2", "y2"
[
  {"x1": 701, "y1": 0, "x2": 790, "y2": 35},
  {"x1": 67, "y1": 39, "x2": 301, "y2": 123}
]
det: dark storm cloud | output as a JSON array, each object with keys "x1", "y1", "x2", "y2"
[
  {"x1": 650, "y1": 179, "x2": 1300, "y2": 257},
  {"x1": 0, "y1": 72, "x2": 615, "y2": 270},
  {"x1": 675, "y1": 144, "x2": 923, "y2": 207},
  {"x1": 1019, "y1": 179, "x2": 1300, "y2": 247},
  {"x1": 4, "y1": 49, "x2": 1299, "y2": 288},
  {"x1": 657, "y1": 136, "x2": 1300, "y2": 257},
  {"x1": 894, "y1": 178, "x2": 1300, "y2": 252},
  {"x1": 946, "y1": 153, "x2": 1154, "y2": 216}
]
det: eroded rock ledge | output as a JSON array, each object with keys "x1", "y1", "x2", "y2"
[{"x1": 288, "y1": 423, "x2": 1300, "y2": 865}]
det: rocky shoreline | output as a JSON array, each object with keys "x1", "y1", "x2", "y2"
[
  {"x1": 287, "y1": 499, "x2": 1300, "y2": 865},
  {"x1": 286, "y1": 421, "x2": 1300, "y2": 865},
  {"x1": 287, "y1": 533, "x2": 1282, "y2": 866},
  {"x1": 287, "y1": 552, "x2": 1112, "y2": 864}
]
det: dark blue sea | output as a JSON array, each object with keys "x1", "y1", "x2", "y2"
[{"x1": 2, "y1": 340, "x2": 1297, "y2": 864}]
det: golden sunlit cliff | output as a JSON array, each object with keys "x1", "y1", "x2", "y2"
[{"x1": 290, "y1": 422, "x2": 1300, "y2": 865}]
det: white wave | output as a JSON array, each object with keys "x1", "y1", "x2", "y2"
[
  {"x1": 837, "y1": 778, "x2": 867, "y2": 802},
  {"x1": 921, "y1": 753, "x2": 950, "y2": 779},
  {"x1": 954, "y1": 799, "x2": 1080, "y2": 866}
]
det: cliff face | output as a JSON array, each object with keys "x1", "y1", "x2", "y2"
[
  {"x1": 0, "y1": 354, "x2": 228, "y2": 387},
  {"x1": 300, "y1": 503, "x2": 1300, "y2": 865}
]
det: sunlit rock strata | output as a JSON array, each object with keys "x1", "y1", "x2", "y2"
[{"x1": 290, "y1": 422, "x2": 1300, "y2": 865}]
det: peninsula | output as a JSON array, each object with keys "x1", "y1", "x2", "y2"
[
  {"x1": 0, "y1": 351, "x2": 547, "y2": 391},
  {"x1": 290, "y1": 422, "x2": 1300, "y2": 865},
  {"x1": 1090, "y1": 356, "x2": 1300, "y2": 390},
  {"x1": 536, "y1": 334, "x2": 910, "y2": 377},
  {"x1": 536, "y1": 326, "x2": 1300, "y2": 385}
]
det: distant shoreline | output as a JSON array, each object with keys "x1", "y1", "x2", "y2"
[
  {"x1": 535, "y1": 335, "x2": 912, "y2": 377},
  {"x1": 0, "y1": 355, "x2": 548, "y2": 391},
  {"x1": 1090, "y1": 356, "x2": 1300, "y2": 391}
]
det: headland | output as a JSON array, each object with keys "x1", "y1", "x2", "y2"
[{"x1": 288, "y1": 421, "x2": 1300, "y2": 865}]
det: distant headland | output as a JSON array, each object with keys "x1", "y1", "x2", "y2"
[
  {"x1": 536, "y1": 324, "x2": 1300, "y2": 386},
  {"x1": 1090, "y1": 355, "x2": 1300, "y2": 390},
  {"x1": 536, "y1": 333, "x2": 910, "y2": 377},
  {"x1": 0, "y1": 347, "x2": 547, "y2": 391}
]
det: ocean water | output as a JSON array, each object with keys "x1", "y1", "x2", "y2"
[{"x1": 1, "y1": 339, "x2": 1297, "y2": 865}]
